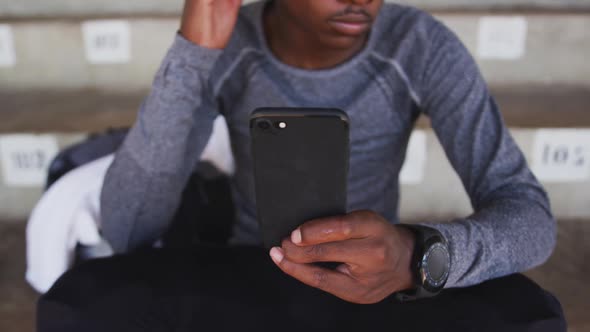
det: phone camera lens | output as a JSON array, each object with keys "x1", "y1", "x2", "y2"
[{"x1": 257, "y1": 120, "x2": 271, "y2": 130}]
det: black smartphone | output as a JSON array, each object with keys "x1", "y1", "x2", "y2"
[{"x1": 250, "y1": 107, "x2": 350, "y2": 248}]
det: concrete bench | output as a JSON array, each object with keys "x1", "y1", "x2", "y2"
[
  {"x1": 1, "y1": 0, "x2": 589, "y2": 19},
  {"x1": 1, "y1": 14, "x2": 589, "y2": 91}
]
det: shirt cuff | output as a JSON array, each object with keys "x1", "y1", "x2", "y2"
[{"x1": 167, "y1": 33, "x2": 224, "y2": 72}]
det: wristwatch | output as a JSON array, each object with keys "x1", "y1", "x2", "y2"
[{"x1": 396, "y1": 225, "x2": 451, "y2": 301}]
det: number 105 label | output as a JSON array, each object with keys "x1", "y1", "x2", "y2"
[{"x1": 532, "y1": 129, "x2": 590, "y2": 183}]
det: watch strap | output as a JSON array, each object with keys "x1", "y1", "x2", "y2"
[{"x1": 395, "y1": 285, "x2": 439, "y2": 302}]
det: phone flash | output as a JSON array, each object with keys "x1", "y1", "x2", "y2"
[{"x1": 279, "y1": 122, "x2": 287, "y2": 129}]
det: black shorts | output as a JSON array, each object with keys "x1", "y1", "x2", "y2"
[{"x1": 38, "y1": 246, "x2": 566, "y2": 332}]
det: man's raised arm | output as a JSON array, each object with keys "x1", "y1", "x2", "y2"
[{"x1": 100, "y1": 0, "x2": 242, "y2": 253}]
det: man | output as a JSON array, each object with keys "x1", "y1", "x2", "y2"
[{"x1": 38, "y1": 0, "x2": 566, "y2": 331}]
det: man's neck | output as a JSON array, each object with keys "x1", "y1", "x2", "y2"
[{"x1": 263, "y1": 4, "x2": 368, "y2": 70}]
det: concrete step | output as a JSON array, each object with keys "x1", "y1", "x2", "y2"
[
  {"x1": 2, "y1": 0, "x2": 588, "y2": 19},
  {"x1": 398, "y1": 128, "x2": 590, "y2": 221},
  {"x1": 1, "y1": 85, "x2": 589, "y2": 133},
  {"x1": 1, "y1": 13, "x2": 589, "y2": 91},
  {"x1": 0, "y1": 127, "x2": 588, "y2": 220},
  {"x1": 0, "y1": 222, "x2": 37, "y2": 332},
  {"x1": 400, "y1": 0, "x2": 590, "y2": 11},
  {"x1": 525, "y1": 219, "x2": 590, "y2": 332}
]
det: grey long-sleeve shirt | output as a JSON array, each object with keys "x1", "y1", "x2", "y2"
[{"x1": 101, "y1": 1, "x2": 556, "y2": 288}]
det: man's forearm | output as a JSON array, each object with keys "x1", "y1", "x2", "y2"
[
  {"x1": 425, "y1": 195, "x2": 556, "y2": 288},
  {"x1": 100, "y1": 35, "x2": 222, "y2": 253}
]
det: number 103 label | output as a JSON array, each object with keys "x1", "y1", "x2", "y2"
[
  {"x1": 0, "y1": 135, "x2": 59, "y2": 187},
  {"x1": 532, "y1": 129, "x2": 590, "y2": 183}
]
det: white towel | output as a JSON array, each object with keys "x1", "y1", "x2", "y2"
[{"x1": 25, "y1": 155, "x2": 113, "y2": 293}]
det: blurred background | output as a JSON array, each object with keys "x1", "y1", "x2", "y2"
[{"x1": 0, "y1": 0, "x2": 589, "y2": 331}]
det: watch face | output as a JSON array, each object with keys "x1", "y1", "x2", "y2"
[{"x1": 420, "y1": 241, "x2": 450, "y2": 291}]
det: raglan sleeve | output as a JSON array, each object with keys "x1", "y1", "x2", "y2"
[
  {"x1": 100, "y1": 34, "x2": 223, "y2": 253},
  {"x1": 416, "y1": 20, "x2": 556, "y2": 287}
]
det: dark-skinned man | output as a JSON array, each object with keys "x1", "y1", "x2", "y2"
[{"x1": 38, "y1": 0, "x2": 566, "y2": 331}]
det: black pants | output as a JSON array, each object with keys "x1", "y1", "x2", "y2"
[{"x1": 38, "y1": 246, "x2": 566, "y2": 332}]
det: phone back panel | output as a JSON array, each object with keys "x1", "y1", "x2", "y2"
[{"x1": 250, "y1": 108, "x2": 349, "y2": 248}]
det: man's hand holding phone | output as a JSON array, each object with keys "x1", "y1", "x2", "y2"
[
  {"x1": 180, "y1": 0, "x2": 243, "y2": 49},
  {"x1": 270, "y1": 210, "x2": 416, "y2": 304}
]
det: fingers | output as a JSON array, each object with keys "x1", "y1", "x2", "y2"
[
  {"x1": 180, "y1": 0, "x2": 243, "y2": 49},
  {"x1": 281, "y1": 238, "x2": 370, "y2": 266},
  {"x1": 292, "y1": 210, "x2": 385, "y2": 246},
  {"x1": 269, "y1": 247, "x2": 359, "y2": 302}
]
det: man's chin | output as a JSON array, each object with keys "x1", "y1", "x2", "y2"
[{"x1": 319, "y1": 33, "x2": 370, "y2": 51}]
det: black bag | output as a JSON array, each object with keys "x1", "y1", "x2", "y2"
[
  {"x1": 46, "y1": 128, "x2": 129, "y2": 189},
  {"x1": 46, "y1": 128, "x2": 235, "y2": 249}
]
